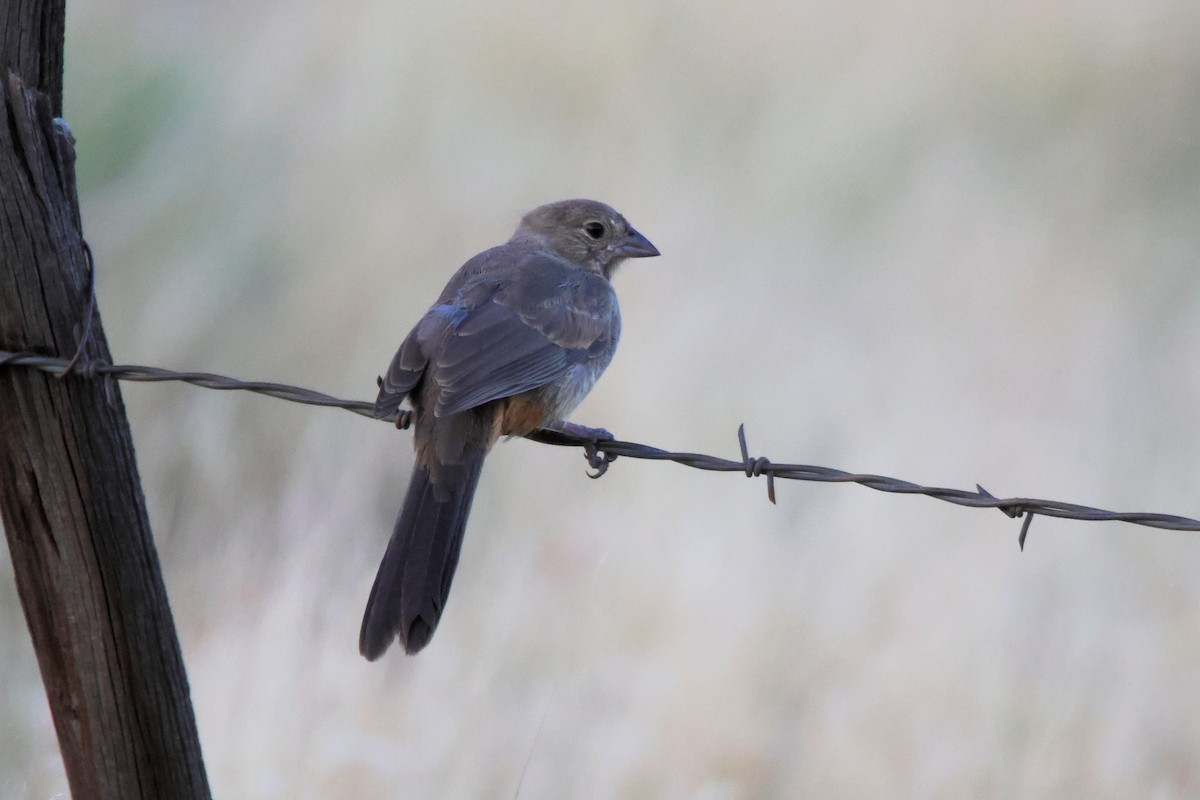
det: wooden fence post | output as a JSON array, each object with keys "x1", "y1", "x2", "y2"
[{"x1": 1, "y1": 3, "x2": 211, "y2": 797}]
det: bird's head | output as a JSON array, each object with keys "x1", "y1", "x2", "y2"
[{"x1": 512, "y1": 199, "x2": 659, "y2": 279}]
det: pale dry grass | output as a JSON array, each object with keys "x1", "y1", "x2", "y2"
[{"x1": 4, "y1": 0, "x2": 1200, "y2": 797}]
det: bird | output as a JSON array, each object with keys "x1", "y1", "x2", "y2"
[{"x1": 359, "y1": 199, "x2": 659, "y2": 659}]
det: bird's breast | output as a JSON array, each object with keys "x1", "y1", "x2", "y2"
[{"x1": 493, "y1": 355, "x2": 614, "y2": 440}]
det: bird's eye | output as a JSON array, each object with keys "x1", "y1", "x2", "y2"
[{"x1": 583, "y1": 221, "x2": 606, "y2": 240}]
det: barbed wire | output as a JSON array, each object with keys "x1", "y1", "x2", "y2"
[{"x1": 4, "y1": 347, "x2": 1199, "y2": 548}]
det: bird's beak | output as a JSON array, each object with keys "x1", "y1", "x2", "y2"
[{"x1": 614, "y1": 227, "x2": 660, "y2": 258}]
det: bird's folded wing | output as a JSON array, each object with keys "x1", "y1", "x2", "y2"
[
  {"x1": 433, "y1": 260, "x2": 616, "y2": 417},
  {"x1": 374, "y1": 312, "x2": 445, "y2": 419},
  {"x1": 374, "y1": 253, "x2": 616, "y2": 419}
]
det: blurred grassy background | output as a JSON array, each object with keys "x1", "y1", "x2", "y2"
[{"x1": 4, "y1": 0, "x2": 1200, "y2": 796}]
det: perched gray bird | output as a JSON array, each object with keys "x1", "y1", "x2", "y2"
[{"x1": 360, "y1": 199, "x2": 659, "y2": 658}]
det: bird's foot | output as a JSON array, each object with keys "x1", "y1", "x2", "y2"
[
  {"x1": 550, "y1": 421, "x2": 614, "y2": 442},
  {"x1": 582, "y1": 441, "x2": 617, "y2": 478},
  {"x1": 547, "y1": 421, "x2": 617, "y2": 478}
]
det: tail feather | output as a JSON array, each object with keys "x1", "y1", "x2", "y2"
[{"x1": 359, "y1": 455, "x2": 485, "y2": 659}]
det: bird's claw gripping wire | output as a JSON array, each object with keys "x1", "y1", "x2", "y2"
[
  {"x1": 583, "y1": 440, "x2": 616, "y2": 479},
  {"x1": 540, "y1": 421, "x2": 616, "y2": 478}
]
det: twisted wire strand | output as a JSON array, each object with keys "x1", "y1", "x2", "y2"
[{"x1": 5, "y1": 348, "x2": 1198, "y2": 542}]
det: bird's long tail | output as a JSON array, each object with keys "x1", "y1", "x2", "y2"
[{"x1": 359, "y1": 454, "x2": 485, "y2": 658}]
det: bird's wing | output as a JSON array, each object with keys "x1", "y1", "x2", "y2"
[
  {"x1": 374, "y1": 249, "x2": 507, "y2": 418},
  {"x1": 430, "y1": 254, "x2": 617, "y2": 417},
  {"x1": 374, "y1": 315, "x2": 436, "y2": 419}
]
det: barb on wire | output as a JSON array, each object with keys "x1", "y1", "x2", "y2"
[
  {"x1": 4, "y1": 347, "x2": 1200, "y2": 547},
  {"x1": 976, "y1": 484, "x2": 1036, "y2": 550}
]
